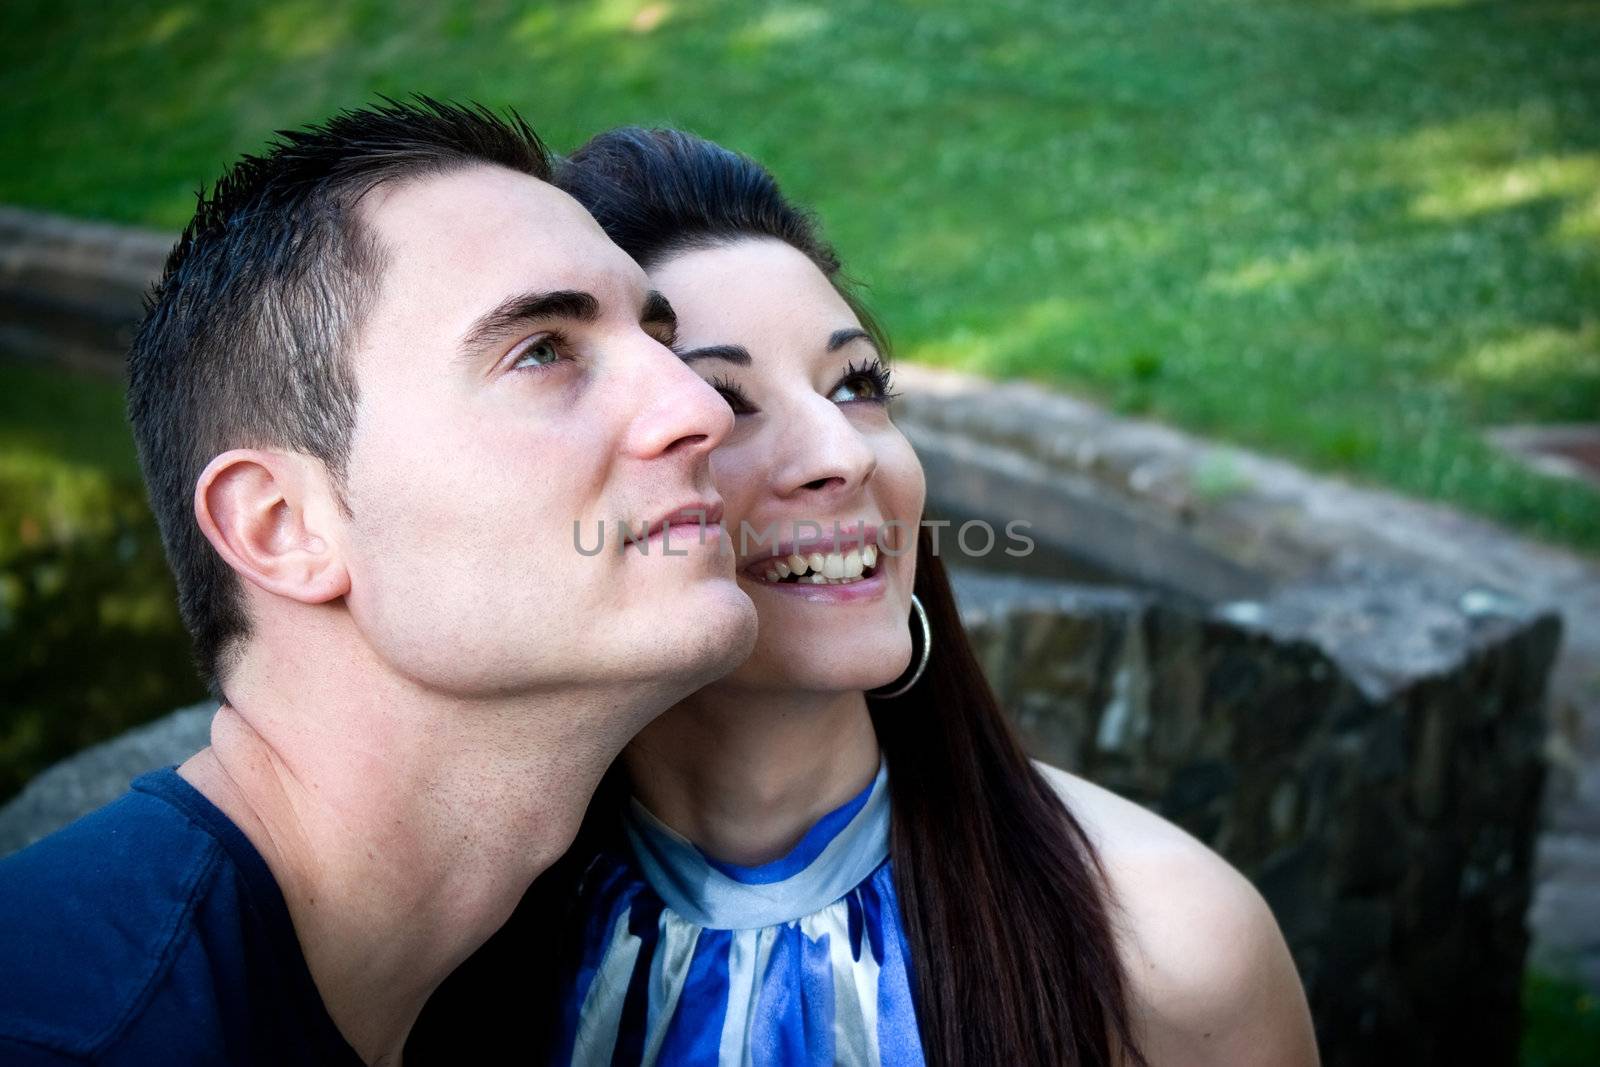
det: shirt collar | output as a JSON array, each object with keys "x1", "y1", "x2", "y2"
[{"x1": 623, "y1": 760, "x2": 891, "y2": 930}]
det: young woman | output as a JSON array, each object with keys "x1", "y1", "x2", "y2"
[{"x1": 408, "y1": 129, "x2": 1318, "y2": 1067}]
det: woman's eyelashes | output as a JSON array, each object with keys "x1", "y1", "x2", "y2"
[
  {"x1": 829, "y1": 356, "x2": 898, "y2": 405},
  {"x1": 646, "y1": 320, "x2": 679, "y2": 349},
  {"x1": 708, "y1": 356, "x2": 898, "y2": 416},
  {"x1": 709, "y1": 374, "x2": 757, "y2": 415}
]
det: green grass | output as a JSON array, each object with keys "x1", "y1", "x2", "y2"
[
  {"x1": 1522, "y1": 968, "x2": 1600, "y2": 1066},
  {"x1": 0, "y1": 360, "x2": 143, "y2": 481},
  {"x1": 2, "y1": 0, "x2": 1598, "y2": 549}
]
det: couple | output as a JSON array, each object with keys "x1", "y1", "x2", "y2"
[{"x1": 0, "y1": 99, "x2": 1315, "y2": 1066}]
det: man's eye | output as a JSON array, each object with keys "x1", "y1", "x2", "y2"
[{"x1": 510, "y1": 335, "x2": 565, "y2": 371}]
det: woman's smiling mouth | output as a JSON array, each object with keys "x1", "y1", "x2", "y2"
[
  {"x1": 744, "y1": 543, "x2": 879, "y2": 585},
  {"x1": 736, "y1": 522, "x2": 884, "y2": 584}
]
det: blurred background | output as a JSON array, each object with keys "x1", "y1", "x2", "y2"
[{"x1": 1, "y1": 0, "x2": 1596, "y2": 1061}]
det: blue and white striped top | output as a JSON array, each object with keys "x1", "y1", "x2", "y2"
[{"x1": 550, "y1": 761, "x2": 926, "y2": 1066}]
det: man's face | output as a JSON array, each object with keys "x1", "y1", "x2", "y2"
[{"x1": 334, "y1": 164, "x2": 755, "y2": 697}]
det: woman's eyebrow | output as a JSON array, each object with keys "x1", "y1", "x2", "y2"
[
  {"x1": 678, "y1": 343, "x2": 753, "y2": 366},
  {"x1": 828, "y1": 328, "x2": 875, "y2": 352}
]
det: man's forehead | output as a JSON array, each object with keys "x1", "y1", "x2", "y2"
[{"x1": 360, "y1": 164, "x2": 639, "y2": 302}]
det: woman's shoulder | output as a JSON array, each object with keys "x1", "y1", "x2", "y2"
[{"x1": 1031, "y1": 760, "x2": 1319, "y2": 1066}]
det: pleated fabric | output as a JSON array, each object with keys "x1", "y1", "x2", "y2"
[{"x1": 551, "y1": 762, "x2": 925, "y2": 1067}]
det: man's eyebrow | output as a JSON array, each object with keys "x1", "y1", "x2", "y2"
[
  {"x1": 460, "y1": 289, "x2": 600, "y2": 354},
  {"x1": 828, "y1": 328, "x2": 877, "y2": 353},
  {"x1": 677, "y1": 343, "x2": 753, "y2": 366}
]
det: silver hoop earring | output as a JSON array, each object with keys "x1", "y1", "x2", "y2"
[{"x1": 869, "y1": 593, "x2": 931, "y2": 700}]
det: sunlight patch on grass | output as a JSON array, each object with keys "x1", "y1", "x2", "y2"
[
  {"x1": 1454, "y1": 323, "x2": 1600, "y2": 390},
  {"x1": 1385, "y1": 111, "x2": 1540, "y2": 176},
  {"x1": 733, "y1": 3, "x2": 832, "y2": 47},
  {"x1": 907, "y1": 324, "x2": 1001, "y2": 371},
  {"x1": 1204, "y1": 247, "x2": 1334, "y2": 296},
  {"x1": 1556, "y1": 187, "x2": 1600, "y2": 242},
  {"x1": 1412, "y1": 152, "x2": 1600, "y2": 222},
  {"x1": 510, "y1": 7, "x2": 561, "y2": 44},
  {"x1": 627, "y1": 2, "x2": 673, "y2": 34},
  {"x1": 143, "y1": 6, "x2": 196, "y2": 46},
  {"x1": 910, "y1": 295, "x2": 1096, "y2": 377},
  {"x1": 511, "y1": 0, "x2": 678, "y2": 46},
  {"x1": 585, "y1": 0, "x2": 681, "y2": 35},
  {"x1": 256, "y1": 0, "x2": 352, "y2": 60}
]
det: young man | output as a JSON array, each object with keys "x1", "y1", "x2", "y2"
[{"x1": 0, "y1": 99, "x2": 756, "y2": 1065}]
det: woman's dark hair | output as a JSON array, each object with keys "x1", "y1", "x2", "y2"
[{"x1": 408, "y1": 130, "x2": 1146, "y2": 1066}]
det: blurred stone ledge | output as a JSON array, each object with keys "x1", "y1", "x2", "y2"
[
  {"x1": 0, "y1": 205, "x2": 169, "y2": 376},
  {"x1": 0, "y1": 702, "x2": 213, "y2": 856}
]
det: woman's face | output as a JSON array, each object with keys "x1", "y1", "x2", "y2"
[{"x1": 648, "y1": 238, "x2": 926, "y2": 694}]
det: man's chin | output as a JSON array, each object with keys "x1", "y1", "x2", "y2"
[{"x1": 649, "y1": 580, "x2": 758, "y2": 689}]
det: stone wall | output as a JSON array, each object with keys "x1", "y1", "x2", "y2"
[
  {"x1": 0, "y1": 205, "x2": 167, "y2": 375},
  {"x1": 954, "y1": 572, "x2": 1559, "y2": 1067}
]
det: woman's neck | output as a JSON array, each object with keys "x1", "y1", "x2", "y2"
[{"x1": 622, "y1": 684, "x2": 881, "y2": 867}]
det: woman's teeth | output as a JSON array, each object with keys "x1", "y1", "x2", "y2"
[{"x1": 757, "y1": 545, "x2": 878, "y2": 584}]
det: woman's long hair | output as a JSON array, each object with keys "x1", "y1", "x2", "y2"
[
  {"x1": 407, "y1": 130, "x2": 1146, "y2": 1067},
  {"x1": 558, "y1": 128, "x2": 1145, "y2": 1067}
]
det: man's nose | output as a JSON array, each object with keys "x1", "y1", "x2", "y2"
[{"x1": 621, "y1": 340, "x2": 734, "y2": 462}]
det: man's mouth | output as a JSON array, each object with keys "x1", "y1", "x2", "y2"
[
  {"x1": 637, "y1": 500, "x2": 724, "y2": 541},
  {"x1": 744, "y1": 544, "x2": 880, "y2": 586}
]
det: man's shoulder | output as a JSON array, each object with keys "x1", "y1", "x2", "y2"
[{"x1": 0, "y1": 772, "x2": 227, "y2": 1060}]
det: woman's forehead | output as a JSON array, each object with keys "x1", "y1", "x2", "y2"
[{"x1": 649, "y1": 238, "x2": 861, "y2": 348}]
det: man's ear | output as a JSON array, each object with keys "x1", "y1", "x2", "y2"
[{"x1": 194, "y1": 449, "x2": 351, "y2": 605}]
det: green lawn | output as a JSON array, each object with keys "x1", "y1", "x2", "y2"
[
  {"x1": 1522, "y1": 967, "x2": 1600, "y2": 1067},
  {"x1": 3, "y1": 0, "x2": 1598, "y2": 548}
]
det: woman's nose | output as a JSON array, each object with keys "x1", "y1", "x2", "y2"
[{"x1": 773, "y1": 399, "x2": 877, "y2": 502}]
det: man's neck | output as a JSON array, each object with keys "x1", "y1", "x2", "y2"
[
  {"x1": 178, "y1": 661, "x2": 657, "y2": 1065},
  {"x1": 623, "y1": 683, "x2": 881, "y2": 868}
]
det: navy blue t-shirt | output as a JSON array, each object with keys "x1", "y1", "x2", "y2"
[{"x1": 0, "y1": 768, "x2": 364, "y2": 1065}]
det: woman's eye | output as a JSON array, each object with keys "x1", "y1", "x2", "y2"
[
  {"x1": 510, "y1": 336, "x2": 564, "y2": 371},
  {"x1": 829, "y1": 377, "x2": 881, "y2": 403},
  {"x1": 829, "y1": 357, "x2": 897, "y2": 405},
  {"x1": 709, "y1": 375, "x2": 757, "y2": 416}
]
